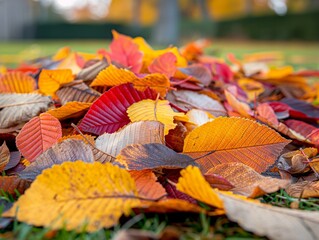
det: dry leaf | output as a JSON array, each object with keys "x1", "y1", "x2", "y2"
[
  {"x1": 0, "y1": 72, "x2": 36, "y2": 93},
  {"x1": 91, "y1": 65, "x2": 170, "y2": 97},
  {"x1": 129, "y1": 170, "x2": 166, "y2": 200},
  {"x1": 0, "y1": 93, "x2": 52, "y2": 128},
  {"x1": 58, "y1": 134, "x2": 95, "y2": 146},
  {"x1": 127, "y1": 99, "x2": 185, "y2": 135},
  {"x1": 96, "y1": 121, "x2": 164, "y2": 158},
  {"x1": 207, "y1": 163, "x2": 290, "y2": 198},
  {"x1": 16, "y1": 113, "x2": 62, "y2": 162},
  {"x1": 224, "y1": 89, "x2": 253, "y2": 118},
  {"x1": 219, "y1": 192, "x2": 319, "y2": 240},
  {"x1": 46, "y1": 101, "x2": 91, "y2": 120},
  {"x1": 116, "y1": 143, "x2": 197, "y2": 170},
  {"x1": 0, "y1": 142, "x2": 10, "y2": 171},
  {"x1": 18, "y1": 139, "x2": 94, "y2": 180},
  {"x1": 4, "y1": 161, "x2": 140, "y2": 232},
  {"x1": 176, "y1": 165, "x2": 224, "y2": 208},
  {"x1": 183, "y1": 117, "x2": 290, "y2": 173},
  {"x1": 56, "y1": 83, "x2": 100, "y2": 105},
  {"x1": 38, "y1": 69, "x2": 74, "y2": 96},
  {"x1": 0, "y1": 176, "x2": 31, "y2": 197},
  {"x1": 286, "y1": 181, "x2": 319, "y2": 198},
  {"x1": 76, "y1": 58, "x2": 109, "y2": 82},
  {"x1": 166, "y1": 90, "x2": 226, "y2": 117}
]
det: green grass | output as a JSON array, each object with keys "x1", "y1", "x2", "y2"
[{"x1": 0, "y1": 39, "x2": 318, "y2": 69}]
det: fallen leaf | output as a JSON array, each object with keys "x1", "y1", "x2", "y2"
[
  {"x1": 203, "y1": 173, "x2": 234, "y2": 191},
  {"x1": 58, "y1": 134, "x2": 95, "y2": 146},
  {"x1": 286, "y1": 181, "x2": 319, "y2": 198},
  {"x1": 148, "y1": 52, "x2": 177, "y2": 78},
  {"x1": 176, "y1": 64, "x2": 212, "y2": 86},
  {"x1": 109, "y1": 31, "x2": 143, "y2": 73},
  {"x1": 96, "y1": 121, "x2": 164, "y2": 158},
  {"x1": 0, "y1": 93, "x2": 52, "y2": 128},
  {"x1": 18, "y1": 139, "x2": 94, "y2": 180},
  {"x1": 129, "y1": 170, "x2": 166, "y2": 200},
  {"x1": 46, "y1": 102, "x2": 91, "y2": 120},
  {"x1": 237, "y1": 78, "x2": 264, "y2": 102},
  {"x1": 116, "y1": 143, "x2": 197, "y2": 170},
  {"x1": 183, "y1": 117, "x2": 290, "y2": 173},
  {"x1": 176, "y1": 165, "x2": 223, "y2": 208},
  {"x1": 207, "y1": 163, "x2": 290, "y2": 198},
  {"x1": 0, "y1": 176, "x2": 31, "y2": 197},
  {"x1": 284, "y1": 119, "x2": 319, "y2": 145},
  {"x1": 16, "y1": 113, "x2": 62, "y2": 162},
  {"x1": 56, "y1": 83, "x2": 100, "y2": 105},
  {"x1": 4, "y1": 151, "x2": 21, "y2": 170},
  {"x1": 224, "y1": 89, "x2": 253, "y2": 118},
  {"x1": 165, "y1": 122, "x2": 187, "y2": 152},
  {"x1": 219, "y1": 192, "x2": 319, "y2": 240},
  {"x1": 78, "y1": 83, "x2": 157, "y2": 134},
  {"x1": 0, "y1": 72, "x2": 36, "y2": 93},
  {"x1": 0, "y1": 142, "x2": 10, "y2": 171},
  {"x1": 127, "y1": 99, "x2": 185, "y2": 135},
  {"x1": 91, "y1": 64, "x2": 170, "y2": 97},
  {"x1": 38, "y1": 69, "x2": 74, "y2": 96},
  {"x1": 166, "y1": 90, "x2": 226, "y2": 117},
  {"x1": 76, "y1": 58, "x2": 109, "y2": 82},
  {"x1": 4, "y1": 161, "x2": 141, "y2": 232}
]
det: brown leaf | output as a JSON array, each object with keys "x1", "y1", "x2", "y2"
[
  {"x1": 286, "y1": 181, "x2": 319, "y2": 198},
  {"x1": 207, "y1": 163, "x2": 290, "y2": 198},
  {"x1": 115, "y1": 143, "x2": 198, "y2": 170},
  {"x1": 203, "y1": 173, "x2": 234, "y2": 191},
  {"x1": 0, "y1": 176, "x2": 31, "y2": 197},
  {"x1": 129, "y1": 170, "x2": 166, "y2": 200},
  {"x1": 0, "y1": 142, "x2": 10, "y2": 172},
  {"x1": 165, "y1": 122, "x2": 187, "y2": 152},
  {"x1": 18, "y1": 139, "x2": 94, "y2": 180}
]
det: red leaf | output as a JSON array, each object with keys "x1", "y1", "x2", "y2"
[
  {"x1": 108, "y1": 30, "x2": 143, "y2": 73},
  {"x1": 285, "y1": 119, "x2": 319, "y2": 145},
  {"x1": 148, "y1": 52, "x2": 177, "y2": 78},
  {"x1": 16, "y1": 113, "x2": 62, "y2": 162},
  {"x1": 257, "y1": 103, "x2": 279, "y2": 127},
  {"x1": 78, "y1": 83, "x2": 157, "y2": 135}
]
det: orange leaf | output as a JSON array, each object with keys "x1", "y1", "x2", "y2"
[
  {"x1": 183, "y1": 117, "x2": 290, "y2": 173},
  {"x1": 0, "y1": 72, "x2": 36, "y2": 93},
  {"x1": 52, "y1": 46, "x2": 71, "y2": 61},
  {"x1": 224, "y1": 89, "x2": 253, "y2": 118},
  {"x1": 16, "y1": 113, "x2": 62, "y2": 162},
  {"x1": 129, "y1": 170, "x2": 166, "y2": 200},
  {"x1": 58, "y1": 134, "x2": 95, "y2": 146},
  {"x1": 0, "y1": 142, "x2": 10, "y2": 171},
  {"x1": 207, "y1": 163, "x2": 290, "y2": 198},
  {"x1": 38, "y1": 69, "x2": 74, "y2": 96},
  {"x1": 148, "y1": 52, "x2": 177, "y2": 78},
  {"x1": 46, "y1": 102, "x2": 91, "y2": 120},
  {"x1": 91, "y1": 65, "x2": 170, "y2": 97}
]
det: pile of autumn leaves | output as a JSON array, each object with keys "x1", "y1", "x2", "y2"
[{"x1": 1, "y1": 31, "x2": 319, "y2": 239}]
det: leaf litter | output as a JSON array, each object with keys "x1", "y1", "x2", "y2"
[{"x1": 1, "y1": 31, "x2": 319, "y2": 239}]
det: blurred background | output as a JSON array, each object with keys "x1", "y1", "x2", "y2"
[{"x1": 0, "y1": 0, "x2": 318, "y2": 68}]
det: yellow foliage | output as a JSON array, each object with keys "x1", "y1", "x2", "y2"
[
  {"x1": 176, "y1": 165, "x2": 224, "y2": 209},
  {"x1": 46, "y1": 102, "x2": 91, "y2": 120},
  {"x1": 127, "y1": 99, "x2": 185, "y2": 135},
  {"x1": 3, "y1": 161, "x2": 140, "y2": 232},
  {"x1": 38, "y1": 69, "x2": 74, "y2": 96},
  {"x1": 58, "y1": 134, "x2": 96, "y2": 146}
]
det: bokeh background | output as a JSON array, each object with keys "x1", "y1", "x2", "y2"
[{"x1": 0, "y1": 0, "x2": 318, "y2": 68}]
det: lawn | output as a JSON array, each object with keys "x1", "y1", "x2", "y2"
[{"x1": 0, "y1": 39, "x2": 318, "y2": 69}]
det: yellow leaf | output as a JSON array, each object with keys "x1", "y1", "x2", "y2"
[
  {"x1": 133, "y1": 37, "x2": 187, "y2": 71},
  {"x1": 237, "y1": 78, "x2": 265, "y2": 102},
  {"x1": 0, "y1": 65, "x2": 7, "y2": 74},
  {"x1": 91, "y1": 65, "x2": 170, "y2": 97},
  {"x1": 176, "y1": 165, "x2": 223, "y2": 209},
  {"x1": 127, "y1": 99, "x2": 185, "y2": 135},
  {"x1": 46, "y1": 102, "x2": 91, "y2": 120},
  {"x1": 183, "y1": 117, "x2": 290, "y2": 173},
  {"x1": 58, "y1": 134, "x2": 95, "y2": 146},
  {"x1": 3, "y1": 161, "x2": 140, "y2": 232},
  {"x1": 38, "y1": 69, "x2": 74, "y2": 96},
  {"x1": 52, "y1": 47, "x2": 71, "y2": 61},
  {"x1": 266, "y1": 66, "x2": 294, "y2": 79}
]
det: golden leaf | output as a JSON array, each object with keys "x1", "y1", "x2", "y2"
[
  {"x1": 91, "y1": 65, "x2": 170, "y2": 97},
  {"x1": 4, "y1": 161, "x2": 140, "y2": 232},
  {"x1": 46, "y1": 102, "x2": 91, "y2": 120},
  {"x1": 183, "y1": 117, "x2": 290, "y2": 173},
  {"x1": 237, "y1": 78, "x2": 264, "y2": 102},
  {"x1": 58, "y1": 134, "x2": 95, "y2": 146},
  {"x1": 38, "y1": 69, "x2": 74, "y2": 96},
  {"x1": 0, "y1": 72, "x2": 36, "y2": 93},
  {"x1": 176, "y1": 165, "x2": 223, "y2": 209},
  {"x1": 127, "y1": 99, "x2": 185, "y2": 135}
]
